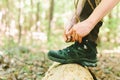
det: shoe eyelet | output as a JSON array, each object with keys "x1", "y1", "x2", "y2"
[
  {"x1": 84, "y1": 45, "x2": 88, "y2": 49},
  {"x1": 67, "y1": 50, "x2": 70, "y2": 52},
  {"x1": 78, "y1": 47, "x2": 81, "y2": 50},
  {"x1": 86, "y1": 40, "x2": 88, "y2": 42}
]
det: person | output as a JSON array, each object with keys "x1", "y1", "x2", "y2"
[{"x1": 48, "y1": 0, "x2": 120, "y2": 67}]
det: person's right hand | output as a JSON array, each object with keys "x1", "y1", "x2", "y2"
[{"x1": 65, "y1": 19, "x2": 96, "y2": 43}]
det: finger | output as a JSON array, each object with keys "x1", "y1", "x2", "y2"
[
  {"x1": 71, "y1": 30, "x2": 76, "y2": 42},
  {"x1": 63, "y1": 31, "x2": 68, "y2": 42},
  {"x1": 75, "y1": 33, "x2": 79, "y2": 41},
  {"x1": 65, "y1": 29, "x2": 74, "y2": 42},
  {"x1": 65, "y1": 36, "x2": 72, "y2": 42},
  {"x1": 78, "y1": 36, "x2": 82, "y2": 43},
  {"x1": 64, "y1": 34, "x2": 68, "y2": 42},
  {"x1": 64, "y1": 30, "x2": 72, "y2": 42},
  {"x1": 64, "y1": 31, "x2": 73, "y2": 42}
]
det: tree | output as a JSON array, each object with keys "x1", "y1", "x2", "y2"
[
  {"x1": 47, "y1": 0, "x2": 54, "y2": 41},
  {"x1": 18, "y1": 0, "x2": 22, "y2": 44},
  {"x1": 35, "y1": 1, "x2": 40, "y2": 31}
]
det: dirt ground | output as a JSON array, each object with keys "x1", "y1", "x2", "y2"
[
  {"x1": 91, "y1": 53, "x2": 120, "y2": 80},
  {"x1": 0, "y1": 51, "x2": 120, "y2": 80}
]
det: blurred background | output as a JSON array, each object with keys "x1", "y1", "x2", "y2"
[{"x1": 0, "y1": 0, "x2": 120, "y2": 79}]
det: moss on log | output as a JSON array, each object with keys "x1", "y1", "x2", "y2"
[{"x1": 42, "y1": 62, "x2": 94, "y2": 80}]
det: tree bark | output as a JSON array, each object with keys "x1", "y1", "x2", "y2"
[
  {"x1": 18, "y1": 0, "x2": 22, "y2": 44},
  {"x1": 47, "y1": 0, "x2": 54, "y2": 41},
  {"x1": 42, "y1": 62, "x2": 94, "y2": 80},
  {"x1": 35, "y1": 1, "x2": 40, "y2": 31}
]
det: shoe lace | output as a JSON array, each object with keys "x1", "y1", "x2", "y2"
[
  {"x1": 66, "y1": 44, "x2": 75, "y2": 50},
  {"x1": 83, "y1": 40, "x2": 97, "y2": 53},
  {"x1": 63, "y1": 42, "x2": 80, "y2": 52}
]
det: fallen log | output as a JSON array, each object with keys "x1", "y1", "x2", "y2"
[{"x1": 42, "y1": 62, "x2": 94, "y2": 80}]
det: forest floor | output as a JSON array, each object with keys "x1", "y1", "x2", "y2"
[
  {"x1": 0, "y1": 48, "x2": 120, "y2": 80},
  {"x1": 91, "y1": 53, "x2": 120, "y2": 80}
]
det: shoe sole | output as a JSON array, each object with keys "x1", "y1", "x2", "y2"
[{"x1": 48, "y1": 55, "x2": 97, "y2": 67}]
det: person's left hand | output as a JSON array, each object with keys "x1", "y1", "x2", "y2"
[{"x1": 65, "y1": 19, "x2": 95, "y2": 43}]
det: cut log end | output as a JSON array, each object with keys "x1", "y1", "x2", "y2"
[{"x1": 42, "y1": 62, "x2": 94, "y2": 80}]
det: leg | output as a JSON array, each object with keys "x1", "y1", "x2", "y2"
[
  {"x1": 80, "y1": 0, "x2": 103, "y2": 42},
  {"x1": 48, "y1": 0, "x2": 102, "y2": 67}
]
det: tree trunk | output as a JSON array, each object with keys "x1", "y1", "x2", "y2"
[
  {"x1": 30, "y1": 0, "x2": 33, "y2": 29},
  {"x1": 47, "y1": 0, "x2": 54, "y2": 41},
  {"x1": 35, "y1": 1, "x2": 40, "y2": 31},
  {"x1": 42, "y1": 62, "x2": 94, "y2": 80},
  {"x1": 18, "y1": 0, "x2": 22, "y2": 44}
]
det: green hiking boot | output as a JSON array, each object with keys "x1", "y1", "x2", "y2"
[{"x1": 48, "y1": 40, "x2": 98, "y2": 67}]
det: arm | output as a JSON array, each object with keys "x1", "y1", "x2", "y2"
[
  {"x1": 65, "y1": 0, "x2": 86, "y2": 32},
  {"x1": 66, "y1": 0, "x2": 120, "y2": 43},
  {"x1": 87, "y1": 0, "x2": 120, "y2": 30},
  {"x1": 74, "y1": 0, "x2": 86, "y2": 19},
  {"x1": 64, "y1": 0, "x2": 86, "y2": 42}
]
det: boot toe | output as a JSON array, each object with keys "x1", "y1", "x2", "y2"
[
  {"x1": 48, "y1": 50, "x2": 57, "y2": 57},
  {"x1": 48, "y1": 50, "x2": 65, "y2": 59}
]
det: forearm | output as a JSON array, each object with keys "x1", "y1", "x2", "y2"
[
  {"x1": 76, "y1": 0, "x2": 86, "y2": 16},
  {"x1": 87, "y1": 0, "x2": 120, "y2": 28},
  {"x1": 66, "y1": 0, "x2": 86, "y2": 32},
  {"x1": 71, "y1": 0, "x2": 86, "y2": 23}
]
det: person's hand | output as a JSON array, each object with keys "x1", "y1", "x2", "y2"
[
  {"x1": 64, "y1": 16, "x2": 78, "y2": 42},
  {"x1": 65, "y1": 19, "x2": 95, "y2": 43}
]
